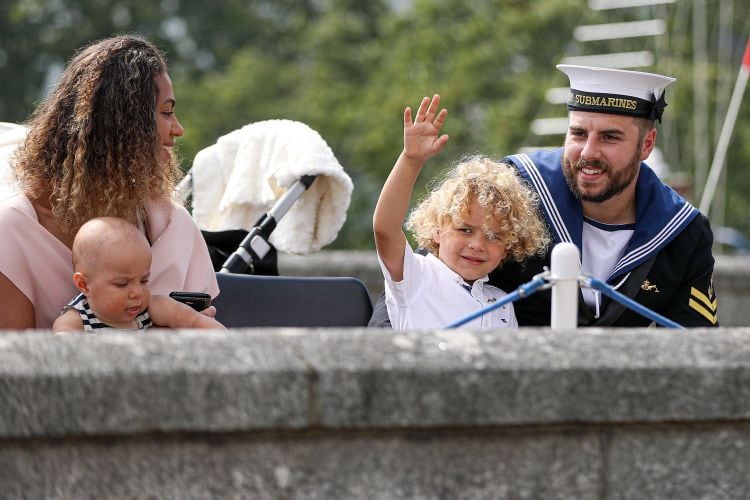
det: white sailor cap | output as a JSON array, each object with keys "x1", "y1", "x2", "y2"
[{"x1": 557, "y1": 64, "x2": 676, "y2": 122}]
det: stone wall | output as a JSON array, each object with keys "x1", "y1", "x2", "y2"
[
  {"x1": 2, "y1": 327, "x2": 750, "y2": 499},
  {"x1": 280, "y1": 251, "x2": 750, "y2": 326}
]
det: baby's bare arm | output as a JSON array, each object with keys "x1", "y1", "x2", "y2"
[
  {"x1": 52, "y1": 309, "x2": 84, "y2": 333},
  {"x1": 149, "y1": 295, "x2": 227, "y2": 330}
]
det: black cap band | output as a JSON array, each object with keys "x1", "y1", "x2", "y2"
[{"x1": 567, "y1": 89, "x2": 666, "y2": 122}]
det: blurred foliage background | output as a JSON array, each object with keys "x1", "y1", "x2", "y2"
[{"x1": 1, "y1": 0, "x2": 748, "y2": 250}]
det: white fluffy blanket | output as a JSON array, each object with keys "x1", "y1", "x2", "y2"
[
  {"x1": 191, "y1": 120, "x2": 352, "y2": 254},
  {"x1": 0, "y1": 123, "x2": 26, "y2": 202}
]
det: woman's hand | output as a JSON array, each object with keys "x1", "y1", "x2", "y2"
[{"x1": 200, "y1": 305, "x2": 217, "y2": 318}]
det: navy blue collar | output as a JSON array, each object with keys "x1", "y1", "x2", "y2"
[{"x1": 506, "y1": 148, "x2": 698, "y2": 280}]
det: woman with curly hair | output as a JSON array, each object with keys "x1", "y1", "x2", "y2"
[
  {"x1": 0, "y1": 34, "x2": 218, "y2": 329},
  {"x1": 373, "y1": 94, "x2": 549, "y2": 330}
]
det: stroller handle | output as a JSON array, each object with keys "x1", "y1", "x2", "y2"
[{"x1": 220, "y1": 175, "x2": 317, "y2": 274}]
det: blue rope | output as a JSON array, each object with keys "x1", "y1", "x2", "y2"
[
  {"x1": 445, "y1": 274, "x2": 684, "y2": 329},
  {"x1": 445, "y1": 276, "x2": 548, "y2": 329},
  {"x1": 585, "y1": 277, "x2": 685, "y2": 329}
]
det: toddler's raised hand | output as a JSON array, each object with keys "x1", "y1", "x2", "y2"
[{"x1": 403, "y1": 94, "x2": 449, "y2": 161}]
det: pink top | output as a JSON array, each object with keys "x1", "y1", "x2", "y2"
[{"x1": 0, "y1": 193, "x2": 219, "y2": 328}]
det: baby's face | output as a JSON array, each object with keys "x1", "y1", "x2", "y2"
[{"x1": 84, "y1": 243, "x2": 152, "y2": 329}]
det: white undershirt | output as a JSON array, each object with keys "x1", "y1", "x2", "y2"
[{"x1": 581, "y1": 217, "x2": 634, "y2": 316}]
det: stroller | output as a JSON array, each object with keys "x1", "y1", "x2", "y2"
[
  {"x1": 179, "y1": 171, "x2": 316, "y2": 276},
  {"x1": 179, "y1": 120, "x2": 373, "y2": 327},
  {"x1": 178, "y1": 119, "x2": 353, "y2": 276}
]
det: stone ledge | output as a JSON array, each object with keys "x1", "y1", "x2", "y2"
[
  {"x1": 0, "y1": 330, "x2": 310, "y2": 438},
  {"x1": 2, "y1": 328, "x2": 750, "y2": 439}
]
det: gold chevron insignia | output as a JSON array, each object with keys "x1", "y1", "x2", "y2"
[{"x1": 689, "y1": 286, "x2": 717, "y2": 324}]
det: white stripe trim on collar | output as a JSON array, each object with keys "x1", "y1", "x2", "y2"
[
  {"x1": 611, "y1": 203, "x2": 694, "y2": 276},
  {"x1": 513, "y1": 154, "x2": 573, "y2": 243}
]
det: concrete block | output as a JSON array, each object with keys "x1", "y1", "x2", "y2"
[
  {"x1": 3, "y1": 327, "x2": 750, "y2": 498},
  {"x1": 0, "y1": 330, "x2": 310, "y2": 438},
  {"x1": 606, "y1": 424, "x2": 750, "y2": 499},
  {"x1": 284, "y1": 328, "x2": 750, "y2": 428},
  {"x1": 0, "y1": 428, "x2": 603, "y2": 499}
]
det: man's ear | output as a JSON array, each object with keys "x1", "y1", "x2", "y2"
[
  {"x1": 73, "y1": 272, "x2": 90, "y2": 294},
  {"x1": 640, "y1": 128, "x2": 657, "y2": 161}
]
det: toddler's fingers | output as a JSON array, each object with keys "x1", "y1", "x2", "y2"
[
  {"x1": 425, "y1": 94, "x2": 441, "y2": 119},
  {"x1": 415, "y1": 96, "x2": 430, "y2": 122},
  {"x1": 433, "y1": 108, "x2": 448, "y2": 128}
]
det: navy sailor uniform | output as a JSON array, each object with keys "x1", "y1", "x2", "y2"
[{"x1": 490, "y1": 148, "x2": 718, "y2": 327}]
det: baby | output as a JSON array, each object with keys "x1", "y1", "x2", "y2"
[
  {"x1": 53, "y1": 217, "x2": 225, "y2": 332},
  {"x1": 373, "y1": 94, "x2": 549, "y2": 330}
]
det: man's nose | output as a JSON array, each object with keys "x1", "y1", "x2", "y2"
[{"x1": 580, "y1": 136, "x2": 602, "y2": 162}]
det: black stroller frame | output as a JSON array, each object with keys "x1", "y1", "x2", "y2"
[
  {"x1": 178, "y1": 169, "x2": 318, "y2": 276},
  {"x1": 218, "y1": 174, "x2": 317, "y2": 275},
  {"x1": 177, "y1": 136, "x2": 372, "y2": 327}
]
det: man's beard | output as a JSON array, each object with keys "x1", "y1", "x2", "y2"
[{"x1": 562, "y1": 146, "x2": 642, "y2": 203}]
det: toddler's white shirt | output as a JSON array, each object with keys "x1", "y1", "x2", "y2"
[{"x1": 378, "y1": 245, "x2": 517, "y2": 331}]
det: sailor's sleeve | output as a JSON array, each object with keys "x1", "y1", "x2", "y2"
[{"x1": 663, "y1": 215, "x2": 718, "y2": 327}]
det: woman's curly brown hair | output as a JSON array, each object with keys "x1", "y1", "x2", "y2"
[
  {"x1": 13, "y1": 34, "x2": 181, "y2": 234},
  {"x1": 406, "y1": 155, "x2": 550, "y2": 264}
]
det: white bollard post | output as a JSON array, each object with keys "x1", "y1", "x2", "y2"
[{"x1": 550, "y1": 242, "x2": 580, "y2": 330}]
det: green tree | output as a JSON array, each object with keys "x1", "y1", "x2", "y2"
[
  {"x1": 177, "y1": 0, "x2": 582, "y2": 248},
  {"x1": 2, "y1": 0, "x2": 749, "y2": 249}
]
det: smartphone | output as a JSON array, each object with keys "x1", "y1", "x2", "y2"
[{"x1": 169, "y1": 291, "x2": 212, "y2": 312}]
